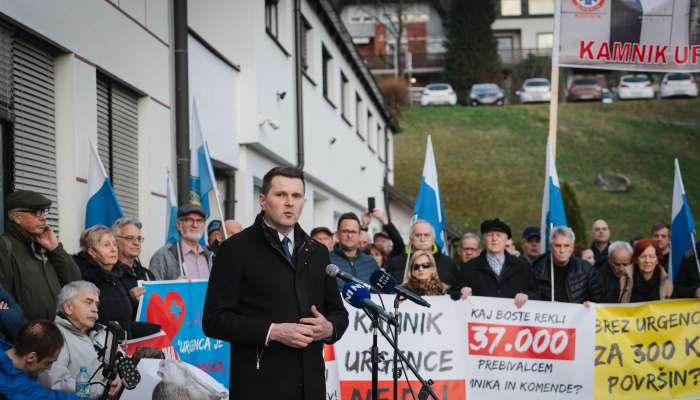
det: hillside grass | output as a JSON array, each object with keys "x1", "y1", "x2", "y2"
[{"x1": 394, "y1": 99, "x2": 700, "y2": 243}]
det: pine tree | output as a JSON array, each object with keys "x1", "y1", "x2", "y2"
[{"x1": 443, "y1": 0, "x2": 501, "y2": 103}]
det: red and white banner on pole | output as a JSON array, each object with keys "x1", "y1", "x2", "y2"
[{"x1": 557, "y1": 0, "x2": 700, "y2": 72}]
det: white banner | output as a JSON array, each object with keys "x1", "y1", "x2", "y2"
[{"x1": 557, "y1": 0, "x2": 700, "y2": 72}]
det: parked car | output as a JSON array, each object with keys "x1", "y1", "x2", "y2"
[
  {"x1": 567, "y1": 78, "x2": 604, "y2": 101},
  {"x1": 469, "y1": 83, "x2": 505, "y2": 106},
  {"x1": 516, "y1": 78, "x2": 551, "y2": 103},
  {"x1": 659, "y1": 72, "x2": 698, "y2": 98},
  {"x1": 420, "y1": 83, "x2": 457, "y2": 106},
  {"x1": 602, "y1": 88, "x2": 614, "y2": 104},
  {"x1": 616, "y1": 74, "x2": 655, "y2": 100}
]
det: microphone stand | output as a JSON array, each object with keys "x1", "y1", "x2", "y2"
[
  {"x1": 370, "y1": 310, "x2": 380, "y2": 400},
  {"x1": 392, "y1": 294, "x2": 402, "y2": 400},
  {"x1": 364, "y1": 311, "x2": 440, "y2": 400},
  {"x1": 100, "y1": 328, "x2": 120, "y2": 400}
]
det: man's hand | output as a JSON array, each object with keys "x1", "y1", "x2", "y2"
[
  {"x1": 514, "y1": 293, "x2": 528, "y2": 308},
  {"x1": 35, "y1": 226, "x2": 59, "y2": 251},
  {"x1": 269, "y1": 323, "x2": 315, "y2": 348},
  {"x1": 129, "y1": 287, "x2": 146, "y2": 303},
  {"x1": 106, "y1": 377, "x2": 122, "y2": 398},
  {"x1": 460, "y1": 287, "x2": 472, "y2": 300},
  {"x1": 371, "y1": 209, "x2": 388, "y2": 225},
  {"x1": 361, "y1": 212, "x2": 371, "y2": 229},
  {"x1": 0, "y1": 301, "x2": 7, "y2": 310},
  {"x1": 299, "y1": 305, "x2": 334, "y2": 341}
]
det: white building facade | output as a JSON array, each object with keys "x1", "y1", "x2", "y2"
[{"x1": 0, "y1": 0, "x2": 396, "y2": 264}]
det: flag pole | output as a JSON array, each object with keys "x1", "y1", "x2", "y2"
[
  {"x1": 547, "y1": 0, "x2": 562, "y2": 159},
  {"x1": 691, "y1": 232, "x2": 700, "y2": 277},
  {"x1": 204, "y1": 141, "x2": 229, "y2": 239},
  {"x1": 549, "y1": 222, "x2": 555, "y2": 302}
]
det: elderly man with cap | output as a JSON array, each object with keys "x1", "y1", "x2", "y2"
[
  {"x1": 206, "y1": 219, "x2": 224, "y2": 252},
  {"x1": 0, "y1": 190, "x2": 80, "y2": 321},
  {"x1": 449, "y1": 218, "x2": 534, "y2": 308},
  {"x1": 521, "y1": 226, "x2": 542, "y2": 265},
  {"x1": 310, "y1": 226, "x2": 335, "y2": 252},
  {"x1": 150, "y1": 204, "x2": 213, "y2": 280}
]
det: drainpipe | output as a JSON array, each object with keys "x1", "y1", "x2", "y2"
[
  {"x1": 293, "y1": 0, "x2": 304, "y2": 169},
  {"x1": 383, "y1": 126, "x2": 391, "y2": 221},
  {"x1": 174, "y1": 0, "x2": 190, "y2": 205}
]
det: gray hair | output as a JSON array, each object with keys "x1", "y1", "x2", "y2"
[
  {"x1": 79, "y1": 225, "x2": 114, "y2": 252},
  {"x1": 460, "y1": 232, "x2": 481, "y2": 247},
  {"x1": 410, "y1": 219, "x2": 435, "y2": 238},
  {"x1": 608, "y1": 241, "x2": 633, "y2": 260},
  {"x1": 550, "y1": 226, "x2": 575, "y2": 243},
  {"x1": 56, "y1": 281, "x2": 100, "y2": 312},
  {"x1": 112, "y1": 217, "x2": 143, "y2": 237}
]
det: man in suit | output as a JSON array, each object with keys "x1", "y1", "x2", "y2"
[
  {"x1": 203, "y1": 166, "x2": 348, "y2": 400},
  {"x1": 450, "y1": 218, "x2": 533, "y2": 308}
]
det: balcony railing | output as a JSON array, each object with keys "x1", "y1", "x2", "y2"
[{"x1": 498, "y1": 47, "x2": 553, "y2": 65}]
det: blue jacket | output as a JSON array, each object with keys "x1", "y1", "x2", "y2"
[
  {"x1": 330, "y1": 248, "x2": 379, "y2": 289},
  {"x1": 0, "y1": 284, "x2": 23, "y2": 340},
  {"x1": 0, "y1": 341, "x2": 81, "y2": 400}
]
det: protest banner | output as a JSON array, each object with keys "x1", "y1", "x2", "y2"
[
  {"x1": 334, "y1": 296, "x2": 468, "y2": 399},
  {"x1": 326, "y1": 345, "x2": 341, "y2": 400},
  {"x1": 557, "y1": 0, "x2": 700, "y2": 72},
  {"x1": 465, "y1": 296, "x2": 594, "y2": 400},
  {"x1": 595, "y1": 299, "x2": 700, "y2": 400},
  {"x1": 135, "y1": 280, "x2": 231, "y2": 388}
]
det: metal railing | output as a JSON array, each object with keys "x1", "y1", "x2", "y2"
[{"x1": 362, "y1": 48, "x2": 553, "y2": 71}]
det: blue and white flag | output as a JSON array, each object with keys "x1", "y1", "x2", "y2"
[
  {"x1": 85, "y1": 140, "x2": 123, "y2": 229},
  {"x1": 540, "y1": 138, "x2": 568, "y2": 253},
  {"x1": 165, "y1": 169, "x2": 179, "y2": 245},
  {"x1": 413, "y1": 135, "x2": 447, "y2": 253},
  {"x1": 188, "y1": 100, "x2": 217, "y2": 219},
  {"x1": 670, "y1": 159, "x2": 696, "y2": 281}
]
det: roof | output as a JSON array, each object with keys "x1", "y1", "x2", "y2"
[{"x1": 312, "y1": 0, "x2": 400, "y2": 131}]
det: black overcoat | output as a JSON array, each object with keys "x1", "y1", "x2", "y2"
[
  {"x1": 203, "y1": 213, "x2": 348, "y2": 400},
  {"x1": 448, "y1": 252, "x2": 535, "y2": 300}
]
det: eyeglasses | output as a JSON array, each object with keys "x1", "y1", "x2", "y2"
[
  {"x1": 412, "y1": 262, "x2": 432, "y2": 270},
  {"x1": 15, "y1": 208, "x2": 49, "y2": 217},
  {"x1": 181, "y1": 217, "x2": 205, "y2": 225},
  {"x1": 117, "y1": 235, "x2": 145, "y2": 243}
]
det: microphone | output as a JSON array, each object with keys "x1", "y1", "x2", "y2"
[
  {"x1": 369, "y1": 270, "x2": 431, "y2": 308},
  {"x1": 341, "y1": 282, "x2": 398, "y2": 326},
  {"x1": 326, "y1": 264, "x2": 371, "y2": 289},
  {"x1": 115, "y1": 354, "x2": 141, "y2": 390}
]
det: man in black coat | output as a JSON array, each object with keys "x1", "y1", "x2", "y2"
[
  {"x1": 203, "y1": 167, "x2": 348, "y2": 400},
  {"x1": 530, "y1": 226, "x2": 605, "y2": 304},
  {"x1": 387, "y1": 220, "x2": 456, "y2": 287},
  {"x1": 449, "y1": 218, "x2": 533, "y2": 307}
]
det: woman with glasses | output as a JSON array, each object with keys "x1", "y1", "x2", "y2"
[
  {"x1": 628, "y1": 238, "x2": 673, "y2": 302},
  {"x1": 401, "y1": 250, "x2": 446, "y2": 296}
]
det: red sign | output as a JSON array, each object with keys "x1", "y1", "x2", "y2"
[
  {"x1": 468, "y1": 322, "x2": 576, "y2": 361},
  {"x1": 340, "y1": 380, "x2": 465, "y2": 400}
]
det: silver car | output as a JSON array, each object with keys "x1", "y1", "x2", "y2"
[{"x1": 469, "y1": 83, "x2": 505, "y2": 106}]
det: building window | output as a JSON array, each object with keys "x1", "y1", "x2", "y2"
[
  {"x1": 341, "y1": 72, "x2": 349, "y2": 121},
  {"x1": 301, "y1": 16, "x2": 312, "y2": 74},
  {"x1": 355, "y1": 93, "x2": 364, "y2": 139},
  {"x1": 265, "y1": 0, "x2": 279, "y2": 39},
  {"x1": 97, "y1": 76, "x2": 140, "y2": 218},
  {"x1": 528, "y1": 0, "x2": 554, "y2": 15},
  {"x1": 322, "y1": 45, "x2": 334, "y2": 102},
  {"x1": 500, "y1": 0, "x2": 522, "y2": 16},
  {"x1": 378, "y1": 126, "x2": 386, "y2": 161},
  {"x1": 367, "y1": 110, "x2": 374, "y2": 150},
  {"x1": 537, "y1": 32, "x2": 553, "y2": 50}
]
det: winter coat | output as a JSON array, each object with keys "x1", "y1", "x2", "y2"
[
  {"x1": 0, "y1": 340, "x2": 81, "y2": 400},
  {"x1": 329, "y1": 248, "x2": 379, "y2": 289},
  {"x1": 675, "y1": 253, "x2": 700, "y2": 298},
  {"x1": 596, "y1": 261, "x2": 632, "y2": 303},
  {"x1": 448, "y1": 252, "x2": 535, "y2": 300},
  {"x1": 38, "y1": 315, "x2": 109, "y2": 398},
  {"x1": 0, "y1": 221, "x2": 80, "y2": 321},
  {"x1": 0, "y1": 283, "x2": 22, "y2": 340},
  {"x1": 531, "y1": 254, "x2": 605, "y2": 303},
  {"x1": 629, "y1": 266, "x2": 673, "y2": 302},
  {"x1": 202, "y1": 212, "x2": 348, "y2": 400}
]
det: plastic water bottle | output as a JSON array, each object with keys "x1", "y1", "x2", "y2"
[{"x1": 75, "y1": 365, "x2": 90, "y2": 397}]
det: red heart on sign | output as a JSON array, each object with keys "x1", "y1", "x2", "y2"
[{"x1": 146, "y1": 291, "x2": 186, "y2": 341}]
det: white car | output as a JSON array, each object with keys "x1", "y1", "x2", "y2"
[
  {"x1": 420, "y1": 83, "x2": 457, "y2": 106},
  {"x1": 517, "y1": 78, "x2": 551, "y2": 103},
  {"x1": 660, "y1": 73, "x2": 698, "y2": 98},
  {"x1": 616, "y1": 74, "x2": 655, "y2": 100}
]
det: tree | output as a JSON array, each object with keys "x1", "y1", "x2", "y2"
[
  {"x1": 560, "y1": 181, "x2": 587, "y2": 246},
  {"x1": 443, "y1": 0, "x2": 501, "y2": 103}
]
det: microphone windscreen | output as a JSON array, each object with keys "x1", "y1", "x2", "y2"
[
  {"x1": 116, "y1": 356, "x2": 141, "y2": 390},
  {"x1": 341, "y1": 282, "x2": 370, "y2": 309},
  {"x1": 325, "y1": 264, "x2": 340, "y2": 277},
  {"x1": 369, "y1": 270, "x2": 397, "y2": 294}
]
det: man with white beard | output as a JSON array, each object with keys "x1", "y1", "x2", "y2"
[{"x1": 150, "y1": 204, "x2": 213, "y2": 280}]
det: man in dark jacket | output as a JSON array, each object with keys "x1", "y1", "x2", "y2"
[
  {"x1": 0, "y1": 191, "x2": 80, "y2": 321},
  {"x1": 112, "y1": 217, "x2": 154, "y2": 316},
  {"x1": 450, "y1": 219, "x2": 533, "y2": 307},
  {"x1": 596, "y1": 241, "x2": 634, "y2": 303},
  {"x1": 674, "y1": 249, "x2": 700, "y2": 298},
  {"x1": 203, "y1": 167, "x2": 348, "y2": 400},
  {"x1": 590, "y1": 219, "x2": 611, "y2": 267},
  {"x1": 531, "y1": 226, "x2": 605, "y2": 303},
  {"x1": 0, "y1": 284, "x2": 22, "y2": 341},
  {"x1": 330, "y1": 213, "x2": 379, "y2": 289},
  {"x1": 388, "y1": 220, "x2": 456, "y2": 287}
]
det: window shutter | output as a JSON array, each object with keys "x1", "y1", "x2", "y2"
[{"x1": 11, "y1": 36, "x2": 58, "y2": 230}]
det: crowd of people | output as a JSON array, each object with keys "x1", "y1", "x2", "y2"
[{"x1": 0, "y1": 176, "x2": 698, "y2": 398}]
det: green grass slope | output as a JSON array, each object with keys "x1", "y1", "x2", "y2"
[{"x1": 394, "y1": 100, "x2": 700, "y2": 243}]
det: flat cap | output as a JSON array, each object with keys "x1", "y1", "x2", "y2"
[
  {"x1": 178, "y1": 203, "x2": 206, "y2": 219},
  {"x1": 5, "y1": 190, "x2": 51, "y2": 211},
  {"x1": 207, "y1": 219, "x2": 223, "y2": 235},
  {"x1": 480, "y1": 218, "x2": 512, "y2": 239},
  {"x1": 522, "y1": 226, "x2": 541, "y2": 240}
]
